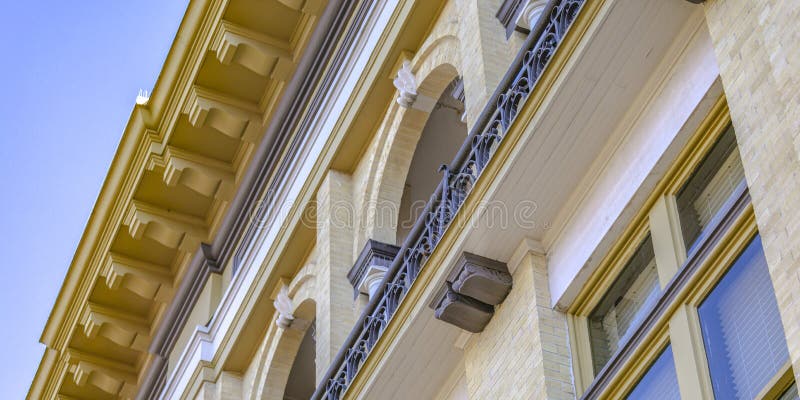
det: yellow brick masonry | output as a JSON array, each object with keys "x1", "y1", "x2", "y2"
[
  {"x1": 464, "y1": 247, "x2": 574, "y2": 399},
  {"x1": 316, "y1": 170, "x2": 358, "y2": 382},
  {"x1": 703, "y1": 0, "x2": 800, "y2": 384},
  {"x1": 195, "y1": 372, "x2": 243, "y2": 400},
  {"x1": 458, "y1": 0, "x2": 521, "y2": 130}
]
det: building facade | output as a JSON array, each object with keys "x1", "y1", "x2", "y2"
[{"x1": 29, "y1": 0, "x2": 800, "y2": 399}]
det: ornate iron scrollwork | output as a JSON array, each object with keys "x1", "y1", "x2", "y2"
[{"x1": 314, "y1": 1, "x2": 584, "y2": 398}]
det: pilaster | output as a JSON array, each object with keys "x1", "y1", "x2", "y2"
[
  {"x1": 703, "y1": 0, "x2": 800, "y2": 383},
  {"x1": 463, "y1": 241, "x2": 574, "y2": 399},
  {"x1": 315, "y1": 170, "x2": 357, "y2": 382}
]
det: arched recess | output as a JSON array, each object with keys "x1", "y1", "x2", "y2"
[
  {"x1": 252, "y1": 296, "x2": 317, "y2": 400},
  {"x1": 363, "y1": 35, "x2": 467, "y2": 247}
]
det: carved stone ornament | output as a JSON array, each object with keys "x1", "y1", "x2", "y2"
[
  {"x1": 428, "y1": 252, "x2": 511, "y2": 332},
  {"x1": 315, "y1": 1, "x2": 584, "y2": 396},
  {"x1": 516, "y1": 0, "x2": 548, "y2": 31},
  {"x1": 432, "y1": 286, "x2": 494, "y2": 334},
  {"x1": 273, "y1": 285, "x2": 295, "y2": 329},
  {"x1": 347, "y1": 239, "x2": 400, "y2": 299},
  {"x1": 447, "y1": 252, "x2": 512, "y2": 305},
  {"x1": 393, "y1": 60, "x2": 418, "y2": 108}
]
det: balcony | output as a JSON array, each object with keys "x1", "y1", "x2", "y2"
[{"x1": 312, "y1": 1, "x2": 587, "y2": 398}]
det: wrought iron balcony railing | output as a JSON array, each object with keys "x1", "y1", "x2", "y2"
[{"x1": 312, "y1": 1, "x2": 585, "y2": 398}]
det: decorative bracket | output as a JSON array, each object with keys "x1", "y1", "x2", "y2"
[
  {"x1": 347, "y1": 240, "x2": 400, "y2": 299},
  {"x1": 212, "y1": 21, "x2": 295, "y2": 79},
  {"x1": 393, "y1": 60, "x2": 418, "y2": 108},
  {"x1": 273, "y1": 284, "x2": 295, "y2": 329},
  {"x1": 430, "y1": 252, "x2": 511, "y2": 332}
]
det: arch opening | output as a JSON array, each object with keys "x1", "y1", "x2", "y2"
[
  {"x1": 396, "y1": 78, "x2": 467, "y2": 245},
  {"x1": 282, "y1": 321, "x2": 316, "y2": 400}
]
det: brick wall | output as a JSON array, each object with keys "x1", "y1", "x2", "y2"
[
  {"x1": 702, "y1": 0, "x2": 800, "y2": 384},
  {"x1": 463, "y1": 249, "x2": 574, "y2": 399}
]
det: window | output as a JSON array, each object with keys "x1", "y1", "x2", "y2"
[
  {"x1": 588, "y1": 235, "x2": 659, "y2": 374},
  {"x1": 699, "y1": 235, "x2": 791, "y2": 399},
  {"x1": 569, "y1": 100, "x2": 797, "y2": 399},
  {"x1": 625, "y1": 345, "x2": 680, "y2": 400},
  {"x1": 676, "y1": 125, "x2": 744, "y2": 255},
  {"x1": 778, "y1": 385, "x2": 800, "y2": 400}
]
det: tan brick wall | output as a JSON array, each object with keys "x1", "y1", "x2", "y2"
[
  {"x1": 315, "y1": 170, "x2": 358, "y2": 381},
  {"x1": 463, "y1": 249, "x2": 574, "y2": 399},
  {"x1": 458, "y1": 0, "x2": 521, "y2": 129},
  {"x1": 703, "y1": 0, "x2": 800, "y2": 383}
]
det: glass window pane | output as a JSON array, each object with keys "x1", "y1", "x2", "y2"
[
  {"x1": 676, "y1": 125, "x2": 744, "y2": 254},
  {"x1": 626, "y1": 345, "x2": 680, "y2": 400},
  {"x1": 698, "y1": 235, "x2": 789, "y2": 399},
  {"x1": 589, "y1": 235, "x2": 660, "y2": 374}
]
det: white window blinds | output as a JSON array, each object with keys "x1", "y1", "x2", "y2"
[{"x1": 698, "y1": 235, "x2": 790, "y2": 399}]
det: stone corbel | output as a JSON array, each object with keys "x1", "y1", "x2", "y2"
[
  {"x1": 429, "y1": 252, "x2": 512, "y2": 332},
  {"x1": 275, "y1": 0, "x2": 325, "y2": 15},
  {"x1": 431, "y1": 285, "x2": 494, "y2": 333},
  {"x1": 212, "y1": 21, "x2": 295, "y2": 79},
  {"x1": 81, "y1": 303, "x2": 151, "y2": 351},
  {"x1": 67, "y1": 351, "x2": 137, "y2": 398},
  {"x1": 101, "y1": 252, "x2": 173, "y2": 303},
  {"x1": 123, "y1": 200, "x2": 208, "y2": 252},
  {"x1": 184, "y1": 85, "x2": 262, "y2": 143},
  {"x1": 161, "y1": 146, "x2": 235, "y2": 201},
  {"x1": 448, "y1": 253, "x2": 512, "y2": 305}
]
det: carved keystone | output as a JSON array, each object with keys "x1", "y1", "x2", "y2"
[
  {"x1": 431, "y1": 285, "x2": 494, "y2": 333},
  {"x1": 447, "y1": 252, "x2": 512, "y2": 305}
]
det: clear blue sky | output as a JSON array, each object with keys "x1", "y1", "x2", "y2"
[{"x1": 0, "y1": 2, "x2": 189, "y2": 397}]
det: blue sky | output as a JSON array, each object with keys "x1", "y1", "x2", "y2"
[{"x1": 0, "y1": 2, "x2": 188, "y2": 397}]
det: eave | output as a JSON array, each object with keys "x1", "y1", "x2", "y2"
[{"x1": 29, "y1": 0, "x2": 325, "y2": 398}]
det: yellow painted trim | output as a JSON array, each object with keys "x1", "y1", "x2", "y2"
[
  {"x1": 595, "y1": 206, "x2": 758, "y2": 399},
  {"x1": 341, "y1": 0, "x2": 607, "y2": 396},
  {"x1": 568, "y1": 315, "x2": 594, "y2": 393},
  {"x1": 565, "y1": 94, "x2": 761, "y2": 399},
  {"x1": 568, "y1": 95, "x2": 730, "y2": 316},
  {"x1": 599, "y1": 326, "x2": 671, "y2": 400},
  {"x1": 571, "y1": 217, "x2": 652, "y2": 317},
  {"x1": 757, "y1": 362, "x2": 796, "y2": 400},
  {"x1": 177, "y1": 0, "x2": 442, "y2": 388},
  {"x1": 670, "y1": 304, "x2": 714, "y2": 399},
  {"x1": 31, "y1": 0, "x2": 325, "y2": 397}
]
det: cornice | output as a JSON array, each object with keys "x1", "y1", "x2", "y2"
[
  {"x1": 145, "y1": 0, "x2": 445, "y2": 396},
  {"x1": 30, "y1": 0, "x2": 326, "y2": 398}
]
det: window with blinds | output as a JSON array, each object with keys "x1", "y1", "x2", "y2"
[
  {"x1": 625, "y1": 345, "x2": 680, "y2": 400},
  {"x1": 698, "y1": 235, "x2": 792, "y2": 399},
  {"x1": 779, "y1": 385, "x2": 800, "y2": 400},
  {"x1": 676, "y1": 125, "x2": 744, "y2": 255},
  {"x1": 589, "y1": 235, "x2": 660, "y2": 374}
]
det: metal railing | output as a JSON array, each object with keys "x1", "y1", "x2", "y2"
[{"x1": 312, "y1": 1, "x2": 585, "y2": 398}]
